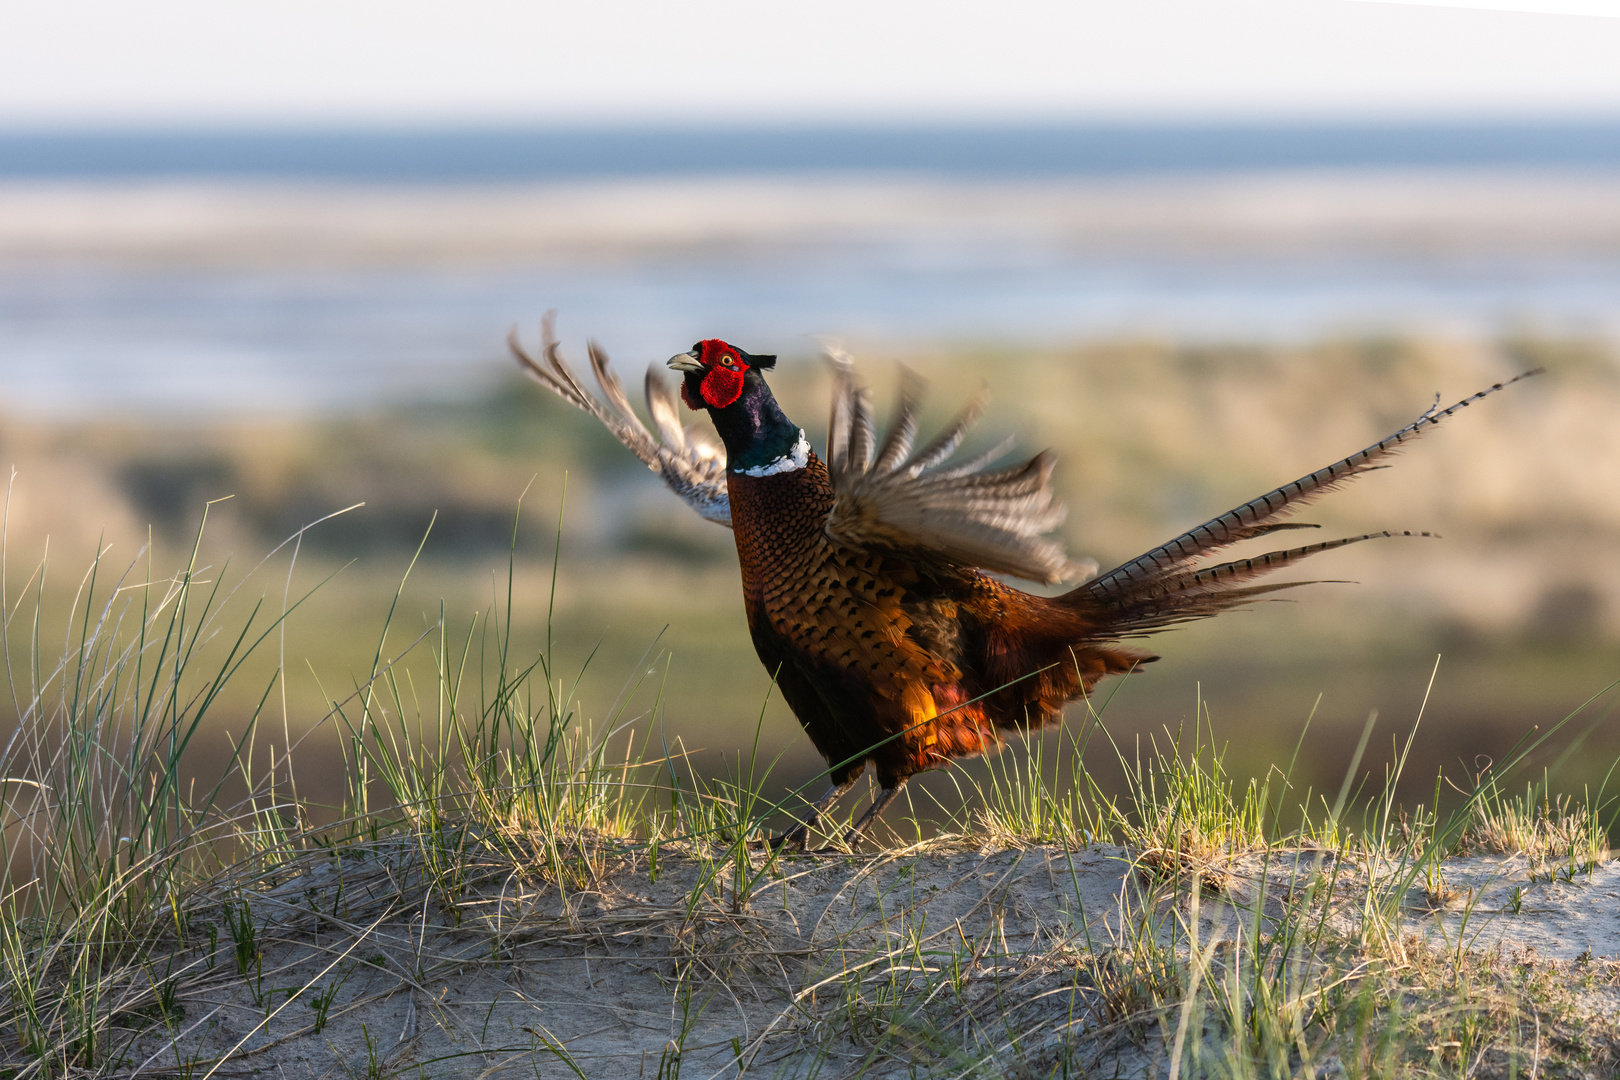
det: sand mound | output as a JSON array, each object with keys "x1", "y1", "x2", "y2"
[{"x1": 101, "y1": 838, "x2": 1620, "y2": 1078}]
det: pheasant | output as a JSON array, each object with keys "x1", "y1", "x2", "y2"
[{"x1": 514, "y1": 318, "x2": 1534, "y2": 849}]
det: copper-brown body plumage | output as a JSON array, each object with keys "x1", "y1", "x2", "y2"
[{"x1": 729, "y1": 452, "x2": 1145, "y2": 811}]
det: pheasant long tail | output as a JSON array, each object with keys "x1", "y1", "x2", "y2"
[{"x1": 1074, "y1": 371, "x2": 1539, "y2": 635}]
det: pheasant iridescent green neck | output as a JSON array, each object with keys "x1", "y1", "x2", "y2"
[{"x1": 703, "y1": 372, "x2": 809, "y2": 475}]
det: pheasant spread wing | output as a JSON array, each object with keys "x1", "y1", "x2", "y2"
[
  {"x1": 822, "y1": 346, "x2": 1094, "y2": 585},
  {"x1": 511, "y1": 315, "x2": 732, "y2": 527}
]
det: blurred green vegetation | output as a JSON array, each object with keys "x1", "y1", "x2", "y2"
[{"x1": 1, "y1": 333, "x2": 1616, "y2": 822}]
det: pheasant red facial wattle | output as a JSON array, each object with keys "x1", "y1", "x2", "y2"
[{"x1": 678, "y1": 339, "x2": 749, "y2": 410}]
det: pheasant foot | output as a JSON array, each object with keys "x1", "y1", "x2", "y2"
[
  {"x1": 748, "y1": 775, "x2": 863, "y2": 852},
  {"x1": 840, "y1": 778, "x2": 909, "y2": 849}
]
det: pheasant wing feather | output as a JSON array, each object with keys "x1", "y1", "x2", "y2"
[
  {"x1": 822, "y1": 347, "x2": 1092, "y2": 585},
  {"x1": 512, "y1": 314, "x2": 732, "y2": 527}
]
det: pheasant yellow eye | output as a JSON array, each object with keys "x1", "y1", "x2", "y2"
[{"x1": 721, "y1": 357, "x2": 737, "y2": 368}]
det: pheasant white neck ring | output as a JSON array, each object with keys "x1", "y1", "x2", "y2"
[{"x1": 736, "y1": 429, "x2": 810, "y2": 477}]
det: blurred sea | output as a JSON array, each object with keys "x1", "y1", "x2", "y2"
[
  {"x1": 2, "y1": 122, "x2": 1620, "y2": 415},
  {"x1": 8, "y1": 122, "x2": 1620, "y2": 181}
]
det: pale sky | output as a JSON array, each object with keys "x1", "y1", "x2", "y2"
[{"x1": 3, "y1": 0, "x2": 1620, "y2": 127}]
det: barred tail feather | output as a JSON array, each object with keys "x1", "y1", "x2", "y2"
[
  {"x1": 1091, "y1": 530, "x2": 1435, "y2": 637},
  {"x1": 1084, "y1": 370, "x2": 1539, "y2": 602}
]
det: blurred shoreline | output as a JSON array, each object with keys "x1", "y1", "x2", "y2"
[{"x1": 7, "y1": 171, "x2": 1620, "y2": 265}]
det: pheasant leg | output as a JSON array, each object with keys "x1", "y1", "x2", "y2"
[
  {"x1": 752, "y1": 774, "x2": 863, "y2": 852},
  {"x1": 837, "y1": 778, "x2": 910, "y2": 850}
]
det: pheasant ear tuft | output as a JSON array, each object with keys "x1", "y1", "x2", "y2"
[{"x1": 752, "y1": 354, "x2": 777, "y2": 371}]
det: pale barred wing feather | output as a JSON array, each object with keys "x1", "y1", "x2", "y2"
[
  {"x1": 643, "y1": 366, "x2": 688, "y2": 449},
  {"x1": 823, "y1": 347, "x2": 1091, "y2": 585},
  {"x1": 511, "y1": 314, "x2": 731, "y2": 527},
  {"x1": 1085, "y1": 370, "x2": 1541, "y2": 602},
  {"x1": 826, "y1": 353, "x2": 878, "y2": 482},
  {"x1": 904, "y1": 388, "x2": 991, "y2": 475}
]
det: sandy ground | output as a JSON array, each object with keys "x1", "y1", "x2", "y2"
[{"x1": 109, "y1": 839, "x2": 1620, "y2": 1078}]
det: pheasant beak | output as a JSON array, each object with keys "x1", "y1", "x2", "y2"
[{"x1": 667, "y1": 350, "x2": 703, "y2": 373}]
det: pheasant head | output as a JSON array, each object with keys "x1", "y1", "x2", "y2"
[
  {"x1": 668, "y1": 339, "x2": 807, "y2": 476},
  {"x1": 668, "y1": 339, "x2": 776, "y2": 410}
]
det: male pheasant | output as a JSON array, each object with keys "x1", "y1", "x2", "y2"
[{"x1": 515, "y1": 319, "x2": 1533, "y2": 849}]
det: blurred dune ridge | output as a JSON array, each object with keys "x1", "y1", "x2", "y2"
[
  {"x1": 7, "y1": 335, "x2": 1614, "y2": 632},
  {"x1": 1, "y1": 335, "x2": 1616, "y2": 816},
  {"x1": 7, "y1": 172, "x2": 1620, "y2": 265}
]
